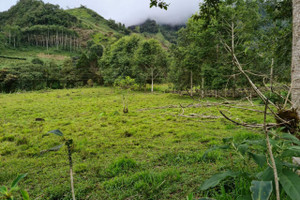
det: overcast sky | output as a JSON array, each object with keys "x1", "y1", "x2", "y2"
[{"x1": 0, "y1": 0, "x2": 200, "y2": 26}]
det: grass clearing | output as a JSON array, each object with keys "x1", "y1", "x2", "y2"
[
  {"x1": 0, "y1": 87, "x2": 271, "y2": 199},
  {"x1": 0, "y1": 47, "x2": 78, "y2": 68}
]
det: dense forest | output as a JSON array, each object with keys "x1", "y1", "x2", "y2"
[{"x1": 0, "y1": 0, "x2": 292, "y2": 95}]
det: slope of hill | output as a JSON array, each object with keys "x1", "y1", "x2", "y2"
[
  {"x1": 66, "y1": 6, "x2": 129, "y2": 36},
  {"x1": 0, "y1": 0, "x2": 78, "y2": 28},
  {"x1": 129, "y1": 19, "x2": 185, "y2": 44},
  {"x1": 0, "y1": 0, "x2": 128, "y2": 50},
  {"x1": 0, "y1": 0, "x2": 178, "y2": 66}
]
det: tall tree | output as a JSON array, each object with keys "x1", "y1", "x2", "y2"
[
  {"x1": 292, "y1": 0, "x2": 300, "y2": 112},
  {"x1": 134, "y1": 39, "x2": 168, "y2": 92},
  {"x1": 100, "y1": 35, "x2": 141, "y2": 85}
]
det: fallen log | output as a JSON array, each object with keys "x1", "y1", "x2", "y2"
[
  {"x1": 219, "y1": 110, "x2": 277, "y2": 129},
  {"x1": 0, "y1": 55, "x2": 27, "y2": 60}
]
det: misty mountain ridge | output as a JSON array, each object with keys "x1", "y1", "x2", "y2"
[{"x1": 0, "y1": 0, "x2": 184, "y2": 46}]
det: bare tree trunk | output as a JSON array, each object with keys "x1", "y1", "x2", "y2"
[
  {"x1": 9, "y1": 30, "x2": 11, "y2": 46},
  {"x1": 231, "y1": 21, "x2": 236, "y2": 98},
  {"x1": 270, "y1": 58, "x2": 274, "y2": 92},
  {"x1": 201, "y1": 77, "x2": 205, "y2": 98},
  {"x1": 56, "y1": 30, "x2": 59, "y2": 50},
  {"x1": 190, "y1": 71, "x2": 193, "y2": 97},
  {"x1": 66, "y1": 141, "x2": 76, "y2": 200},
  {"x1": 46, "y1": 29, "x2": 49, "y2": 52},
  {"x1": 70, "y1": 36, "x2": 72, "y2": 52},
  {"x1": 292, "y1": 0, "x2": 300, "y2": 115},
  {"x1": 151, "y1": 69, "x2": 154, "y2": 93}
]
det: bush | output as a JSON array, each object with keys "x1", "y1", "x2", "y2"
[{"x1": 31, "y1": 58, "x2": 44, "y2": 65}]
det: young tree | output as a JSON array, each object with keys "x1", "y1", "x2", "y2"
[
  {"x1": 100, "y1": 35, "x2": 141, "y2": 85},
  {"x1": 134, "y1": 39, "x2": 168, "y2": 92}
]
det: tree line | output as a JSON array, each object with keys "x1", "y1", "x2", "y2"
[
  {"x1": 1, "y1": 25, "x2": 80, "y2": 51},
  {"x1": 169, "y1": 0, "x2": 291, "y2": 96},
  {"x1": 0, "y1": 0, "x2": 292, "y2": 95},
  {"x1": 0, "y1": 36, "x2": 168, "y2": 93}
]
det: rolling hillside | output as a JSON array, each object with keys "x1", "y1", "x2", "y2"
[{"x1": 0, "y1": 0, "x2": 178, "y2": 67}]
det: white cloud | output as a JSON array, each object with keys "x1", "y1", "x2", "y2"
[{"x1": 0, "y1": 0, "x2": 200, "y2": 26}]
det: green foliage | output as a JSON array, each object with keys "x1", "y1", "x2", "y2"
[
  {"x1": 0, "y1": 0, "x2": 77, "y2": 28},
  {"x1": 149, "y1": 0, "x2": 169, "y2": 10},
  {"x1": 159, "y1": 24, "x2": 184, "y2": 44},
  {"x1": 200, "y1": 129, "x2": 300, "y2": 199},
  {"x1": 250, "y1": 181, "x2": 273, "y2": 200},
  {"x1": 279, "y1": 169, "x2": 300, "y2": 200},
  {"x1": 106, "y1": 157, "x2": 138, "y2": 177},
  {"x1": 46, "y1": 129, "x2": 64, "y2": 137},
  {"x1": 31, "y1": 58, "x2": 44, "y2": 65},
  {"x1": 200, "y1": 171, "x2": 239, "y2": 191},
  {"x1": 114, "y1": 76, "x2": 138, "y2": 91},
  {"x1": 106, "y1": 19, "x2": 130, "y2": 35},
  {"x1": 104, "y1": 169, "x2": 181, "y2": 199},
  {"x1": 1, "y1": 87, "x2": 271, "y2": 199},
  {"x1": 134, "y1": 39, "x2": 168, "y2": 89},
  {"x1": 259, "y1": 91, "x2": 289, "y2": 105},
  {"x1": 140, "y1": 19, "x2": 159, "y2": 34},
  {"x1": 101, "y1": 35, "x2": 141, "y2": 85},
  {"x1": 42, "y1": 129, "x2": 76, "y2": 199},
  {"x1": 168, "y1": 0, "x2": 292, "y2": 92},
  {"x1": 0, "y1": 174, "x2": 29, "y2": 200}
]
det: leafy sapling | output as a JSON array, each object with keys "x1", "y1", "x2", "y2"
[
  {"x1": 0, "y1": 174, "x2": 30, "y2": 200},
  {"x1": 114, "y1": 76, "x2": 138, "y2": 113},
  {"x1": 41, "y1": 129, "x2": 76, "y2": 200}
]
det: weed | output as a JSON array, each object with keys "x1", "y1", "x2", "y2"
[{"x1": 0, "y1": 174, "x2": 29, "y2": 200}]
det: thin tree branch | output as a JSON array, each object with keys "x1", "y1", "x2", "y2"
[{"x1": 264, "y1": 101, "x2": 280, "y2": 200}]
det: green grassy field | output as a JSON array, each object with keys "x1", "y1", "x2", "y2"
[
  {"x1": 0, "y1": 87, "x2": 270, "y2": 199},
  {"x1": 0, "y1": 47, "x2": 79, "y2": 69}
]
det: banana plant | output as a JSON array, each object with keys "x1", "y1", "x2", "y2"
[
  {"x1": 0, "y1": 174, "x2": 29, "y2": 200},
  {"x1": 41, "y1": 129, "x2": 76, "y2": 200}
]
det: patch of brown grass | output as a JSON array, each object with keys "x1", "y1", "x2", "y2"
[{"x1": 37, "y1": 53, "x2": 67, "y2": 61}]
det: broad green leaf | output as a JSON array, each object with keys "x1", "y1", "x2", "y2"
[
  {"x1": 222, "y1": 137, "x2": 233, "y2": 144},
  {"x1": 279, "y1": 168, "x2": 300, "y2": 200},
  {"x1": 20, "y1": 189, "x2": 30, "y2": 200},
  {"x1": 48, "y1": 129, "x2": 64, "y2": 136},
  {"x1": 282, "y1": 146, "x2": 300, "y2": 157},
  {"x1": 11, "y1": 174, "x2": 27, "y2": 189},
  {"x1": 186, "y1": 193, "x2": 193, "y2": 200},
  {"x1": 257, "y1": 160, "x2": 283, "y2": 181},
  {"x1": 281, "y1": 133, "x2": 300, "y2": 145},
  {"x1": 249, "y1": 152, "x2": 266, "y2": 167},
  {"x1": 256, "y1": 167, "x2": 273, "y2": 181},
  {"x1": 0, "y1": 186, "x2": 8, "y2": 194},
  {"x1": 269, "y1": 138, "x2": 278, "y2": 147},
  {"x1": 237, "y1": 144, "x2": 249, "y2": 155},
  {"x1": 243, "y1": 139, "x2": 266, "y2": 146},
  {"x1": 281, "y1": 161, "x2": 300, "y2": 170},
  {"x1": 48, "y1": 144, "x2": 64, "y2": 151},
  {"x1": 245, "y1": 47, "x2": 249, "y2": 54},
  {"x1": 250, "y1": 181, "x2": 272, "y2": 200},
  {"x1": 40, "y1": 144, "x2": 64, "y2": 154},
  {"x1": 200, "y1": 171, "x2": 238, "y2": 191}
]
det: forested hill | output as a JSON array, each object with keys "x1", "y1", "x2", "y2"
[
  {"x1": 129, "y1": 19, "x2": 185, "y2": 44},
  {"x1": 0, "y1": 0, "x2": 78, "y2": 28},
  {"x1": 0, "y1": 0, "x2": 178, "y2": 49},
  {"x1": 0, "y1": 0, "x2": 131, "y2": 49}
]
